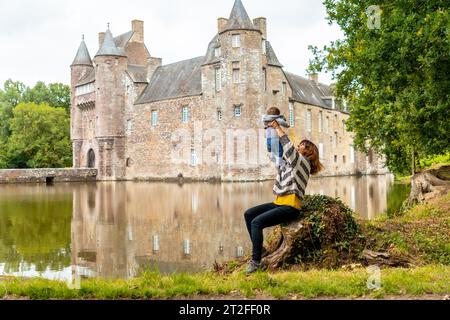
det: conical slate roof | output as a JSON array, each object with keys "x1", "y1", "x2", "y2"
[
  {"x1": 71, "y1": 37, "x2": 93, "y2": 66},
  {"x1": 95, "y1": 28, "x2": 126, "y2": 57},
  {"x1": 222, "y1": 0, "x2": 258, "y2": 33}
]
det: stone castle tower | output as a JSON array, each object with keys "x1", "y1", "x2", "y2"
[
  {"x1": 71, "y1": 21, "x2": 151, "y2": 180},
  {"x1": 70, "y1": 0, "x2": 388, "y2": 181}
]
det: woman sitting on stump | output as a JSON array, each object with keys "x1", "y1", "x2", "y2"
[{"x1": 244, "y1": 119, "x2": 324, "y2": 274}]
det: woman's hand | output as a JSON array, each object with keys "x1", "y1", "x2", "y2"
[
  {"x1": 269, "y1": 120, "x2": 281, "y2": 130},
  {"x1": 269, "y1": 120, "x2": 286, "y2": 138}
]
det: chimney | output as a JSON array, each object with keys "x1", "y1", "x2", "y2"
[
  {"x1": 132, "y1": 20, "x2": 144, "y2": 43},
  {"x1": 218, "y1": 18, "x2": 228, "y2": 34},
  {"x1": 308, "y1": 73, "x2": 319, "y2": 85},
  {"x1": 147, "y1": 57, "x2": 162, "y2": 81},
  {"x1": 98, "y1": 32, "x2": 106, "y2": 48},
  {"x1": 253, "y1": 17, "x2": 267, "y2": 38}
]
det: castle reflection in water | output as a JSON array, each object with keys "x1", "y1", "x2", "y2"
[{"x1": 71, "y1": 175, "x2": 394, "y2": 279}]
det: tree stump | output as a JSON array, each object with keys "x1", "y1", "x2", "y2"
[
  {"x1": 262, "y1": 195, "x2": 365, "y2": 270},
  {"x1": 406, "y1": 165, "x2": 450, "y2": 207}
]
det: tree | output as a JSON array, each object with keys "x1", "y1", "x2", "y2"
[
  {"x1": 6, "y1": 103, "x2": 72, "y2": 168},
  {"x1": 309, "y1": 0, "x2": 450, "y2": 175},
  {"x1": 0, "y1": 80, "x2": 26, "y2": 107},
  {"x1": 0, "y1": 101, "x2": 13, "y2": 144},
  {"x1": 22, "y1": 81, "x2": 71, "y2": 112}
]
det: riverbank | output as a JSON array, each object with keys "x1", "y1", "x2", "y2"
[
  {"x1": 1, "y1": 192, "x2": 448, "y2": 300},
  {"x1": 0, "y1": 265, "x2": 448, "y2": 300}
]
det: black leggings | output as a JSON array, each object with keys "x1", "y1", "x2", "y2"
[{"x1": 244, "y1": 203, "x2": 300, "y2": 262}]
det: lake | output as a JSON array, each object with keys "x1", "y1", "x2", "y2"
[{"x1": 0, "y1": 175, "x2": 410, "y2": 281}]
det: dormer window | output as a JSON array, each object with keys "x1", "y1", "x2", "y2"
[
  {"x1": 232, "y1": 34, "x2": 241, "y2": 48},
  {"x1": 214, "y1": 46, "x2": 221, "y2": 58}
]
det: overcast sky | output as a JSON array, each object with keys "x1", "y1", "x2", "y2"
[{"x1": 0, "y1": 0, "x2": 343, "y2": 88}]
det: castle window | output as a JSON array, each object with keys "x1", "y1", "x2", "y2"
[
  {"x1": 263, "y1": 68, "x2": 267, "y2": 91},
  {"x1": 343, "y1": 155, "x2": 346, "y2": 164},
  {"x1": 262, "y1": 39, "x2": 266, "y2": 54},
  {"x1": 325, "y1": 116, "x2": 329, "y2": 133},
  {"x1": 214, "y1": 46, "x2": 221, "y2": 57},
  {"x1": 319, "y1": 143, "x2": 324, "y2": 161},
  {"x1": 182, "y1": 106, "x2": 189, "y2": 123},
  {"x1": 350, "y1": 145, "x2": 355, "y2": 164},
  {"x1": 217, "y1": 110, "x2": 223, "y2": 121},
  {"x1": 215, "y1": 67, "x2": 221, "y2": 92},
  {"x1": 318, "y1": 111, "x2": 323, "y2": 133},
  {"x1": 234, "y1": 105, "x2": 242, "y2": 118},
  {"x1": 75, "y1": 83, "x2": 94, "y2": 96},
  {"x1": 191, "y1": 149, "x2": 197, "y2": 166},
  {"x1": 151, "y1": 110, "x2": 158, "y2": 126},
  {"x1": 334, "y1": 155, "x2": 338, "y2": 163},
  {"x1": 232, "y1": 34, "x2": 241, "y2": 48},
  {"x1": 232, "y1": 62, "x2": 240, "y2": 84},
  {"x1": 126, "y1": 158, "x2": 132, "y2": 167},
  {"x1": 306, "y1": 110, "x2": 312, "y2": 132},
  {"x1": 127, "y1": 120, "x2": 133, "y2": 133},
  {"x1": 282, "y1": 82, "x2": 287, "y2": 96},
  {"x1": 289, "y1": 102, "x2": 294, "y2": 127}
]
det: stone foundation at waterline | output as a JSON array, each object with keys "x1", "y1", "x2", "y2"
[{"x1": 0, "y1": 169, "x2": 97, "y2": 184}]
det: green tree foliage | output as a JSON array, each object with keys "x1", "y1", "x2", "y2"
[
  {"x1": 22, "y1": 82, "x2": 71, "y2": 112},
  {"x1": 309, "y1": 0, "x2": 450, "y2": 174},
  {"x1": 0, "y1": 79, "x2": 70, "y2": 111},
  {"x1": 0, "y1": 80, "x2": 71, "y2": 168},
  {"x1": 6, "y1": 103, "x2": 72, "y2": 168}
]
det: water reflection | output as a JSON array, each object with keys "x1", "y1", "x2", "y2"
[{"x1": 0, "y1": 174, "x2": 404, "y2": 280}]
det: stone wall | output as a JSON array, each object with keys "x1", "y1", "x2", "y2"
[{"x1": 0, "y1": 169, "x2": 97, "y2": 184}]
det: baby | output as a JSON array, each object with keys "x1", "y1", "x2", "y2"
[{"x1": 263, "y1": 107, "x2": 290, "y2": 167}]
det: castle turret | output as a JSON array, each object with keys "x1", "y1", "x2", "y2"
[
  {"x1": 93, "y1": 27, "x2": 128, "y2": 179},
  {"x1": 201, "y1": 0, "x2": 268, "y2": 179},
  {"x1": 203, "y1": 0, "x2": 264, "y2": 124},
  {"x1": 71, "y1": 36, "x2": 94, "y2": 166}
]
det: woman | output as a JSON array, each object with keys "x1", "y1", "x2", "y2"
[{"x1": 244, "y1": 120, "x2": 324, "y2": 274}]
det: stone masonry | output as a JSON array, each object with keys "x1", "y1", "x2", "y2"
[{"x1": 70, "y1": 0, "x2": 389, "y2": 181}]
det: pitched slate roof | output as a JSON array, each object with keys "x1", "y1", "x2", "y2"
[
  {"x1": 137, "y1": 57, "x2": 205, "y2": 104},
  {"x1": 76, "y1": 69, "x2": 96, "y2": 86},
  {"x1": 266, "y1": 41, "x2": 283, "y2": 67},
  {"x1": 222, "y1": 0, "x2": 259, "y2": 33},
  {"x1": 71, "y1": 38, "x2": 93, "y2": 67},
  {"x1": 203, "y1": 34, "x2": 221, "y2": 65},
  {"x1": 114, "y1": 31, "x2": 134, "y2": 49},
  {"x1": 96, "y1": 29, "x2": 126, "y2": 57},
  {"x1": 127, "y1": 65, "x2": 148, "y2": 83},
  {"x1": 284, "y1": 71, "x2": 335, "y2": 109}
]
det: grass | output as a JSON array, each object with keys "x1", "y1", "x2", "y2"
[
  {"x1": 364, "y1": 192, "x2": 450, "y2": 265},
  {"x1": 1, "y1": 265, "x2": 449, "y2": 300}
]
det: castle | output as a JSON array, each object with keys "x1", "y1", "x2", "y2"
[{"x1": 70, "y1": 0, "x2": 388, "y2": 181}]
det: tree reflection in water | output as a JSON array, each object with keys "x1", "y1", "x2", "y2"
[{"x1": 0, "y1": 174, "x2": 406, "y2": 280}]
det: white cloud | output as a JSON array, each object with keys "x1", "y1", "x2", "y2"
[{"x1": 0, "y1": 0, "x2": 343, "y2": 87}]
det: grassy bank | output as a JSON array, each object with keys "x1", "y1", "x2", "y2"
[
  {"x1": 1, "y1": 264, "x2": 449, "y2": 300},
  {"x1": 1, "y1": 192, "x2": 448, "y2": 300},
  {"x1": 364, "y1": 192, "x2": 450, "y2": 265}
]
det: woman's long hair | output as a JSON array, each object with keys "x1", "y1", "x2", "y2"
[{"x1": 299, "y1": 140, "x2": 324, "y2": 175}]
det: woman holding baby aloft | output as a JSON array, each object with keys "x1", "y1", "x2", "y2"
[{"x1": 243, "y1": 117, "x2": 324, "y2": 274}]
